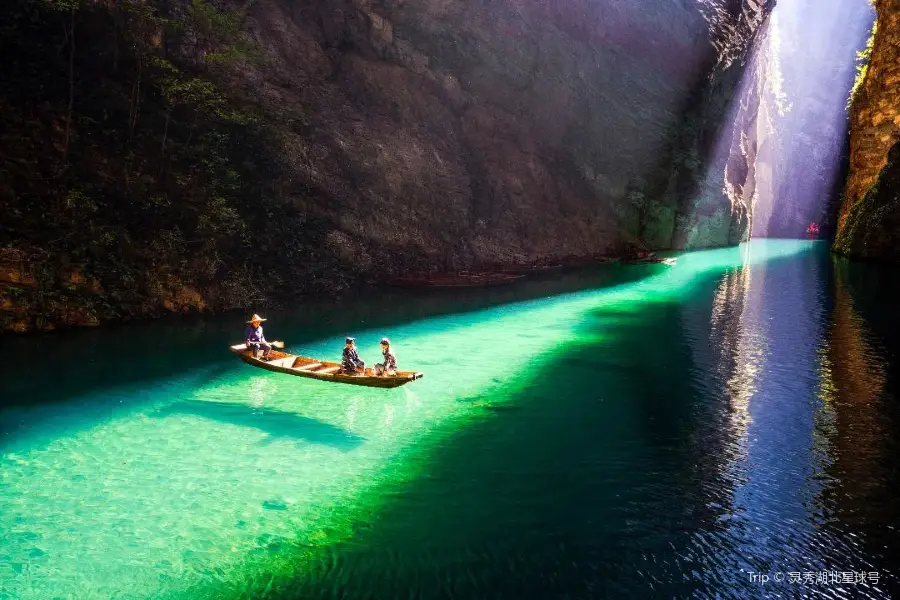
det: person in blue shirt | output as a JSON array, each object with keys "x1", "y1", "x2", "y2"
[
  {"x1": 341, "y1": 337, "x2": 365, "y2": 374},
  {"x1": 244, "y1": 314, "x2": 272, "y2": 359}
]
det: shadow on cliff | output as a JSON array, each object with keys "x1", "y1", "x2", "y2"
[{"x1": 0, "y1": 263, "x2": 669, "y2": 410}]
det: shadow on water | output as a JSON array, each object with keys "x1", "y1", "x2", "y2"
[
  {"x1": 0, "y1": 263, "x2": 663, "y2": 410},
  {"x1": 190, "y1": 244, "x2": 900, "y2": 599},
  {"x1": 152, "y1": 400, "x2": 365, "y2": 452},
  {"x1": 196, "y1": 265, "x2": 759, "y2": 599}
]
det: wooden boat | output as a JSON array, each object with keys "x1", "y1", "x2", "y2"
[
  {"x1": 230, "y1": 343, "x2": 424, "y2": 388},
  {"x1": 387, "y1": 273, "x2": 525, "y2": 288}
]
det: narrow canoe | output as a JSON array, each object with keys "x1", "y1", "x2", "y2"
[{"x1": 229, "y1": 343, "x2": 424, "y2": 388}]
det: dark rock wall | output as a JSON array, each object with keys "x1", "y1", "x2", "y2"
[
  {"x1": 836, "y1": 141, "x2": 900, "y2": 260},
  {"x1": 235, "y1": 0, "x2": 772, "y2": 260},
  {"x1": 0, "y1": 0, "x2": 773, "y2": 333}
]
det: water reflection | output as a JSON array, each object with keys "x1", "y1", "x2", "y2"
[
  {"x1": 731, "y1": 245, "x2": 832, "y2": 557},
  {"x1": 5, "y1": 242, "x2": 900, "y2": 599},
  {"x1": 678, "y1": 244, "x2": 856, "y2": 592},
  {"x1": 683, "y1": 247, "x2": 900, "y2": 598},
  {"x1": 708, "y1": 244, "x2": 759, "y2": 450},
  {"x1": 815, "y1": 257, "x2": 897, "y2": 590}
]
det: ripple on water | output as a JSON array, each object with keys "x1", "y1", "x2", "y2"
[{"x1": 1, "y1": 241, "x2": 899, "y2": 598}]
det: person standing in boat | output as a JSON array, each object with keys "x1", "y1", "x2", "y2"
[
  {"x1": 374, "y1": 337, "x2": 398, "y2": 376},
  {"x1": 245, "y1": 314, "x2": 272, "y2": 359},
  {"x1": 341, "y1": 337, "x2": 365, "y2": 374}
]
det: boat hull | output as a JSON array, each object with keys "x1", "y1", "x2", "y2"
[{"x1": 230, "y1": 344, "x2": 423, "y2": 388}]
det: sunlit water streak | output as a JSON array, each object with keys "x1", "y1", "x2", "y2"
[{"x1": 1, "y1": 240, "x2": 898, "y2": 599}]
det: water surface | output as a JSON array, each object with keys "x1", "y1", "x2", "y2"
[{"x1": 1, "y1": 240, "x2": 899, "y2": 599}]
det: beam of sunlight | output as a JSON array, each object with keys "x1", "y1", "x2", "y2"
[
  {"x1": 0, "y1": 240, "x2": 817, "y2": 599},
  {"x1": 709, "y1": 241, "x2": 761, "y2": 450},
  {"x1": 692, "y1": 20, "x2": 769, "y2": 247},
  {"x1": 751, "y1": 0, "x2": 875, "y2": 237},
  {"x1": 678, "y1": 239, "x2": 867, "y2": 585}
]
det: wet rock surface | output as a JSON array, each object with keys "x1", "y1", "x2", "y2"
[
  {"x1": 837, "y1": 0, "x2": 900, "y2": 259},
  {"x1": 835, "y1": 141, "x2": 900, "y2": 261}
]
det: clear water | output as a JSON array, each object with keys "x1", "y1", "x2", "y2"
[{"x1": 2, "y1": 240, "x2": 899, "y2": 599}]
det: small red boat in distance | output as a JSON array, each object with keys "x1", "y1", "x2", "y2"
[{"x1": 806, "y1": 222, "x2": 820, "y2": 238}]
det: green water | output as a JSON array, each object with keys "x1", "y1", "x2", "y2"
[{"x1": 2, "y1": 239, "x2": 899, "y2": 599}]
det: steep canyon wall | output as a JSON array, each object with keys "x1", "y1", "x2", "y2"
[
  {"x1": 0, "y1": 0, "x2": 772, "y2": 332},
  {"x1": 232, "y1": 0, "x2": 772, "y2": 255},
  {"x1": 836, "y1": 0, "x2": 900, "y2": 260},
  {"x1": 752, "y1": 0, "x2": 872, "y2": 239}
]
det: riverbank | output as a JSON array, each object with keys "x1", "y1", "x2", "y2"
[{"x1": 0, "y1": 250, "x2": 674, "y2": 336}]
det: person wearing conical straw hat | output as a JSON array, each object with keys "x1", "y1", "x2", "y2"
[{"x1": 244, "y1": 314, "x2": 272, "y2": 359}]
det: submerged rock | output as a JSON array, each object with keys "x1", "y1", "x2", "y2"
[{"x1": 262, "y1": 498, "x2": 289, "y2": 511}]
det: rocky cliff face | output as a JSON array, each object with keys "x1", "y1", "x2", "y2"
[
  {"x1": 750, "y1": 0, "x2": 872, "y2": 239},
  {"x1": 232, "y1": 0, "x2": 772, "y2": 258},
  {"x1": 1, "y1": 0, "x2": 772, "y2": 333},
  {"x1": 836, "y1": 0, "x2": 900, "y2": 259}
]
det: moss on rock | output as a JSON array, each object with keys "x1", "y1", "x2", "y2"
[{"x1": 834, "y1": 141, "x2": 900, "y2": 261}]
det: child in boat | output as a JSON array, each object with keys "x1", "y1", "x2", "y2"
[
  {"x1": 341, "y1": 337, "x2": 365, "y2": 374},
  {"x1": 245, "y1": 314, "x2": 272, "y2": 359},
  {"x1": 374, "y1": 338, "x2": 398, "y2": 376}
]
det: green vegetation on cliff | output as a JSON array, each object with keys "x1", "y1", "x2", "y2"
[
  {"x1": 848, "y1": 18, "x2": 876, "y2": 109},
  {"x1": 0, "y1": 0, "x2": 347, "y2": 332}
]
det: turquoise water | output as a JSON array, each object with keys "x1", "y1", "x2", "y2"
[{"x1": 2, "y1": 240, "x2": 899, "y2": 598}]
